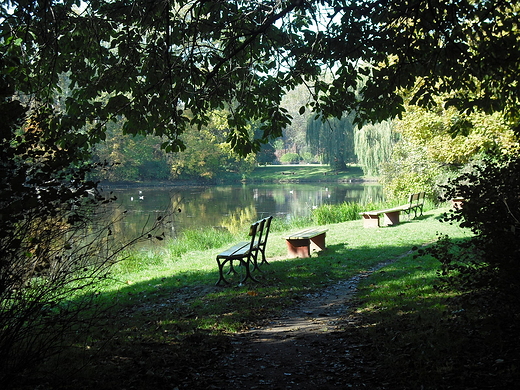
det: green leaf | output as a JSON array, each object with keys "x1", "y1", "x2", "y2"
[{"x1": 105, "y1": 95, "x2": 130, "y2": 112}]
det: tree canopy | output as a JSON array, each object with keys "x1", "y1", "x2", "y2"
[{"x1": 2, "y1": 0, "x2": 519, "y2": 157}]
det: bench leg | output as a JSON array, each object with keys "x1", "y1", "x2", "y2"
[
  {"x1": 383, "y1": 210, "x2": 400, "y2": 226},
  {"x1": 216, "y1": 257, "x2": 259, "y2": 286},
  {"x1": 286, "y1": 238, "x2": 311, "y2": 258},
  {"x1": 259, "y1": 248, "x2": 269, "y2": 266},
  {"x1": 250, "y1": 251, "x2": 262, "y2": 272},
  {"x1": 309, "y1": 233, "x2": 326, "y2": 252},
  {"x1": 216, "y1": 256, "x2": 231, "y2": 286},
  {"x1": 240, "y1": 257, "x2": 259, "y2": 284},
  {"x1": 362, "y1": 214, "x2": 380, "y2": 228}
]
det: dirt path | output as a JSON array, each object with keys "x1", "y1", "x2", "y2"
[{"x1": 207, "y1": 262, "x2": 392, "y2": 390}]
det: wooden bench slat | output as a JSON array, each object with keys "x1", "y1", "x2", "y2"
[
  {"x1": 360, "y1": 206, "x2": 407, "y2": 216},
  {"x1": 217, "y1": 242, "x2": 249, "y2": 258},
  {"x1": 285, "y1": 228, "x2": 328, "y2": 240}
]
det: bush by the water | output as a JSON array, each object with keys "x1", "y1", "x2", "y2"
[{"x1": 279, "y1": 153, "x2": 301, "y2": 164}]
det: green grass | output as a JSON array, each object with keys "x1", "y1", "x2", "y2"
[
  {"x1": 29, "y1": 205, "x2": 490, "y2": 389},
  {"x1": 94, "y1": 205, "x2": 470, "y2": 334},
  {"x1": 247, "y1": 163, "x2": 369, "y2": 182}
]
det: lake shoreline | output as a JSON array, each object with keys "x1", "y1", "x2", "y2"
[
  {"x1": 98, "y1": 177, "x2": 379, "y2": 190},
  {"x1": 97, "y1": 164, "x2": 379, "y2": 189}
]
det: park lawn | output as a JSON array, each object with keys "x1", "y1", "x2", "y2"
[
  {"x1": 87, "y1": 206, "x2": 470, "y2": 337},
  {"x1": 33, "y1": 206, "x2": 508, "y2": 389},
  {"x1": 246, "y1": 163, "x2": 370, "y2": 182}
]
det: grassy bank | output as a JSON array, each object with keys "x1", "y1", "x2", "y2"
[
  {"x1": 23, "y1": 205, "x2": 519, "y2": 389},
  {"x1": 246, "y1": 164, "x2": 371, "y2": 183}
]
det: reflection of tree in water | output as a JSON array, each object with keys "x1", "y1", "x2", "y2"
[
  {"x1": 340, "y1": 185, "x2": 384, "y2": 205},
  {"x1": 218, "y1": 205, "x2": 258, "y2": 235},
  {"x1": 170, "y1": 188, "x2": 257, "y2": 235}
]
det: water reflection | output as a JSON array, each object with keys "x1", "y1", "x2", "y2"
[{"x1": 99, "y1": 183, "x2": 383, "y2": 243}]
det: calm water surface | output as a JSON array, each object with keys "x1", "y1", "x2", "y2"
[{"x1": 100, "y1": 183, "x2": 383, "y2": 242}]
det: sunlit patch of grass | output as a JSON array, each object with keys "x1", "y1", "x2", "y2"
[
  {"x1": 247, "y1": 164, "x2": 366, "y2": 182},
  {"x1": 32, "y1": 207, "x2": 479, "y2": 390},
  {"x1": 350, "y1": 250, "x2": 476, "y2": 388}
]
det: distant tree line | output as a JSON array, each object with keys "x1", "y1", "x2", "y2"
[{"x1": 90, "y1": 110, "x2": 258, "y2": 183}]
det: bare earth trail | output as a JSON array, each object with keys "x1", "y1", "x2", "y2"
[{"x1": 205, "y1": 262, "x2": 393, "y2": 390}]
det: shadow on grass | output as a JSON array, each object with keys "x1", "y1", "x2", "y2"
[
  {"x1": 28, "y1": 239, "x2": 463, "y2": 390},
  {"x1": 89, "y1": 240, "x2": 421, "y2": 337},
  {"x1": 340, "y1": 246, "x2": 520, "y2": 389}
]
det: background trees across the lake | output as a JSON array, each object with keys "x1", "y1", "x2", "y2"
[{"x1": 2, "y1": 0, "x2": 520, "y2": 384}]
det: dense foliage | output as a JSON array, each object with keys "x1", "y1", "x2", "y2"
[
  {"x1": 0, "y1": 60, "x2": 166, "y2": 384},
  {"x1": 3, "y1": 0, "x2": 519, "y2": 157},
  {"x1": 0, "y1": 68, "x2": 104, "y2": 381},
  {"x1": 380, "y1": 97, "x2": 518, "y2": 200},
  {"x1": 92, "y1": 111, "x2": 256, "y2": 182},
  {"x1": 434, "y1": 155, "x2": 520, "y2": 292}
]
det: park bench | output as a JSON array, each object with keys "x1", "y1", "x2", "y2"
[
  {"x1": 359, "y1": 192, "x2": 425, "y2": 228},
  {"x1": 284, "y1": 228, "x2": 328, "y2": 258},
  {"x1": 215, "y1": 216, "x2": 272, "y2": 286},
  {"x1": 255, "y1": 215, "x2": 273, "y2": 269},
  {"x1": 451, "y1": 197, "x2": 465, "y2": 209}
]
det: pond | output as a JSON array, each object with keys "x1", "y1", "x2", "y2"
[{"x1": 99, "y1": 182, "x2": 383, "y2": 243}]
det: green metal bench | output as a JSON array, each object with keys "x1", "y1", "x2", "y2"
[{"x1": 215, "y1": 216, "x2": 272, "y2": 285}]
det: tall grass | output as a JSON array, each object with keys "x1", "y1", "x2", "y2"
[
  {"x1": 110, "y1": 228, "x2": 235, "y2": 276},
  {"x1": 311, "y1": 197, "x2": 440, "y2": 225},
  {"x1": 311, "y1": 202, "x2": 361, "y2": 224},
  {"x1": 166, "y1": 228, "x2": 235, "y2": 258},
  {"x1": 269, "y1": 214, "x2": 313, "y2": 232},
  {"x1": 311, "y1": 201, "x2": 383, "y2": 224}
]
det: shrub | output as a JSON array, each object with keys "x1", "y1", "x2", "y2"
[
  {"x1": 426, "y1": 153, "x2": 520, "y2": 294},
  {"x1": 280, "y1": 152, "x2": 301, "y2": 164},
  {"x1": 0, "y1": 76, "x2": 166, "y2": 383}
]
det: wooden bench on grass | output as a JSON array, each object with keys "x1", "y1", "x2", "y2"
[
  {"x1": 215, "y1": 216, "x2": 272, "y2": 286},
  {"x1": 285, "y1": 228, "x2": 328, "y2": 258},
  {"x1": 359, "y1": 192, "x2": 426, "y2": 228}
]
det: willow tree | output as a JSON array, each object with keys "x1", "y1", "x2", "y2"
[
  {"x1": 306, "y1": 114, "x2": 356, "y2": 170},
  {"x1": 354, "y1": 121, "x2": 397, "y2": 176}
]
